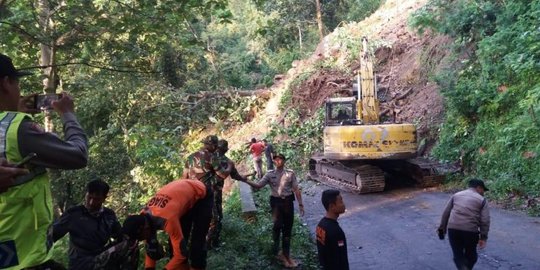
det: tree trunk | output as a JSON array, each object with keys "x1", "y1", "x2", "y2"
[
  {"x1": 297, "y1": 24, "x2": 303, "y2": 50},
  {"x1": 187, "y1": 88, "x2": 272, "y2": 100},
  {"x1": 315, "y1": 0, "x2": 324, "y2": 41},
  {"x1": 38, "y1": 0, "x2": 69, "y2": 215},
  {"x1": 38, "y1": 0, "x2": 58, "y2": 132}
]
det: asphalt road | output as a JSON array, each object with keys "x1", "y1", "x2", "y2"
[{"x1": 300, "y1": 181, "x2": 540, "y2": 270}]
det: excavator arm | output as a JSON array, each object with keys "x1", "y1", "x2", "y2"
[{"x1": 357, "y1": 37, "x2": 380, "y2": 124}]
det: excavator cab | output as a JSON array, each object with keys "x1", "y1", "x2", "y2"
[{"x1": 325, "y1": 97, "x2": 357, "y2": 126}]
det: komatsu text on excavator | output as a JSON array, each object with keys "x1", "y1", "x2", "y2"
[{"x1": 309, "y1": 37, "x2": 444, "y2": 193}]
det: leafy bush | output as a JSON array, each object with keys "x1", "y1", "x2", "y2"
[
  {"x1": 411, "y1": 0, "x2": 540, "y2": 205},
  {"x1": 207, "y1": 186, "x2": 318, "y2": 269},
  {"x1": 409, "y1": 0, "x2": 499, "y2": 42},
  {"x1": 267, "y1": 108, "x2": 325, "y2": 176}
]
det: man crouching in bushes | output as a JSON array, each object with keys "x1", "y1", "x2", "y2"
[{"x1": 123, "y1": 179, "x2": 213, "y2": 270}]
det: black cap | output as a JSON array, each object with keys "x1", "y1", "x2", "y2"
[
  {"x1": 468, "y1": 179, "x2": 489, "y2": 191},
  {"x1": 217, "y1": 139, "x2": 228, "y2": 151},
  {"x1": 0, "y1": 54, "x2": 32, "y2": 78},
  {"x1": 201, "y1": 135, "x2": 218, "y2": 146},
  {"x1": 273, "y1": 153, "x2": 286, "y2": 161},
  {"x1": 122, "y1": 215, "x2": 146, "y2": 240}
]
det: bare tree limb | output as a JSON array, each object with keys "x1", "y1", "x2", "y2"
[
  {"x1": 183, "y1": 17, "x2": 200, "y2": 41},
  {"x1": 276, "y1": 106, "x2": 292, "y2": 125},
  {"x1": 185, "y1": 89, "x2": 271, "y2": 100},
  {"x1": 0, "y1": 21, "x2": 45, "y2": 44},
  {"x1": 19, "y1": 62, "x2": 159, "y2": 74},
  {"x1": 395, "y1": 88, "x2": 413, "y2": 101}
]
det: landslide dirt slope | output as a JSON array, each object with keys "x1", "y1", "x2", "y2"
[
  {"x1": 221, "y1": 0, "x2": 452, "y2": 159},
  {"x1": 289, "y1": 0, "x2": 451, "y2": 154}
]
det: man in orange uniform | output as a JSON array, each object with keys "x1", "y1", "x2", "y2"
[{"x1": 122, "y1": 179, "x2": 213, "y2": 270}]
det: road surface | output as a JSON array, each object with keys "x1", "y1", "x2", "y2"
[{"x1": 300, "y1": 181, "x2": 540, "y2": 270}]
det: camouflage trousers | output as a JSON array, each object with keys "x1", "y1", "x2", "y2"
[
  {"x1": 207, "y1": 183, "x2": 223, "y2": 248},
  {"x1": 93, "y1": 240, "x2": 139, "y2": 270}
]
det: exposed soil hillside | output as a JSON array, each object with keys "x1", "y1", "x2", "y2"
[
  {"x1": 215, "y1": 0, "x2": 452, "y2": 161},
  {"x1": 288, "y1": 1, "x2": 451, "y2": 154}
]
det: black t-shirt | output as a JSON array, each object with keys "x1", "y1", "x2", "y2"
[{"x1": 316, "y1": 217, "x2": 349, "y2": 270}]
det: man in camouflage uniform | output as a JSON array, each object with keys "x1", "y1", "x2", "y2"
[
  {"x1": 182, "y1": 135, "x2": 219, "y2": 188},
  {"x1": 92, "y1": 238, "x2": 139, "y2": 270},
  {"x1": 207, "y1": 139, "x2": 248, "y2": 248}
]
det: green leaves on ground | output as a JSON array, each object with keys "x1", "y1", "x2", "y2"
[{"x1": 208, "y1": 186, "x2": 318, "y2": 269}]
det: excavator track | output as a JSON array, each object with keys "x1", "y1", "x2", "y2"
[
  {"x1": 309, "y1": 157, "x2": 385, "y2": 193},
  {"x1": 405, "y1": 157, "x2": 447, "y2": 187},
  {"x1": 309, "y1": 156, "x2": 447, "y2": 193}
]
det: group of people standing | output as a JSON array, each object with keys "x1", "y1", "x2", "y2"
[
  {"x1": 248, "y1": 138, "x2": 274, "y2": 178},
  {"x1": 122, "y1": 134, "x2": 328, "y2": 269},
  {"x1": 0, "y1": 51, "x2": 314, "y2": 270},
  {"x1": 1, "y1": 53, "x2": 491, "y2": 270}
]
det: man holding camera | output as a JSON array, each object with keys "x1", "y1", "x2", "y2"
[
  {"x1": 0, "y1": 54, "x2": 88, "y2": 269},
  {"x1": 438, "y1": 179, "x2": 491, "y2": 270}
]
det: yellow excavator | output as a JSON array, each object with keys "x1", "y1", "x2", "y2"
[{"x1": 309, "y1": 37, "x2": 444, "y2": 193}]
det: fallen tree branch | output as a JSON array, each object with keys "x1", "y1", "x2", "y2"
[
  {"x1": 186, "y1": 89, "x2": 271, "y2": 100},
  {"x1": 276, "y1": 106, "x2": 292, "y2": 125},
  {"x1": 395, "y1": 88, "x2": 413, "y2": 101},
  {"x1": 379, "y1": 108, "x2": 390, "y2": 117}
]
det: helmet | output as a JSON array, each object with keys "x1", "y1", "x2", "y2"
[{"x1": 202, "y1": 135, "x2": 218, "y2": 146}]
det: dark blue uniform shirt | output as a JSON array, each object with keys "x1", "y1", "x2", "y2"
[{"x1": 52, "y1": 205, "x2": 122, "y2": 270}]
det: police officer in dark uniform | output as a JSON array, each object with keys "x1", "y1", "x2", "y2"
[{"x1": 51, "y1": 179, "x2": 122, "y2": 270}]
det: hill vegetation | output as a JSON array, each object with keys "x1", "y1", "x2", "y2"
[
  {"x1": 1, "y1": 0, "x2": 538, "y2": 268},
  {"x1": 410, "y1": 0, "x2": 540, "y2": 212}
]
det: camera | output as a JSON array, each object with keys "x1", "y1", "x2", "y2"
[
  {"x1": 437, "y1": 228, "x2": 445, "y2": 240},
  {"x1": 34, "y1": 93, "x2": 62, "y2": 110}
]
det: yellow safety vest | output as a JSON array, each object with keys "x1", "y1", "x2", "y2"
[{"x1": 0, "y1": 111, "x2": 52, "y2": 269}]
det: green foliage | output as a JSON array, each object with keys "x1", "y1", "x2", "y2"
[
  {"x1": 409, "y1": 0, "x2": 500, "y2": 42},
  {"x1": 267, "y1": 109, "x2": 325, "y2": 175},
  {"x1": 50, "y1": 237, "x2": 69, "y2": 267},
  {"x1": 326, "y1": 27, "x2": 391, "y2": 72},
  {"x1": 412, "y1": 0, "x2": 540, "y2": 205},
  {"x1": 324, "y1": 0, "x2": 383, "y2": 29}
]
